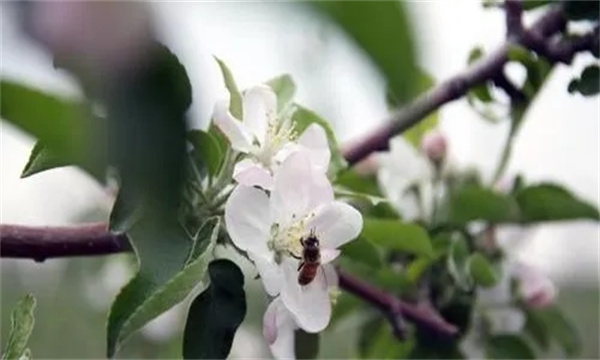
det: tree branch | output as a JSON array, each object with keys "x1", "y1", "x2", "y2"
[
  {"x1": 338, "y1": 270, "x2": 458, "y2": 337},
  {"x1": 342, "y1": 4, "x2": 567, "y2": 165},
  {"x1": 0, "y1": 224, "x2": 131, "y2": 262}
]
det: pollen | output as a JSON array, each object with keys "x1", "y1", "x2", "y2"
[
  {"x1": 254, "y1": 113, "x2": 297, "y2": 166},
  {"x1": 269, "y1": 214, "x2": 310, "y2": 262}
]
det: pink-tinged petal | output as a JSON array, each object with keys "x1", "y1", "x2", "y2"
[
  {"x1": 320, "y1": 249, "x2": 340, "y2": 265},
  {"x1": 233, "y1": 159, "x2": 273, "y2": 190},
  {"x1": 270, "y1": 152, "x2": 333, "y2": 226},
  {"x1": 224, "y1": 185, "x2": 271, "y2": 256},
  {"x1": 280, "y1": 258, "x2": 331, "y2": 333},
  {"x1": 250, "y1": 252, "x2": 283, "y2": 296},
  {"x1": 213, "y1": 99, "x2": 253, "y2": 152},
  {"x1": 243, "y1": 85, "x2": 276, "y2": 145},
  {"x1": 515, "y1": 262, "x2": 557, "y2": 308},
  {"x1": 307, "y1": 201, "x2": 363, "y2": 250},
  {"x1": 322, "y1": 264, "x2": 339, "y2": 288},
  {"x1": 297, "y1": 123, "x2": 331, "y2": 172},
  {"x1": 264, "y1": 298, "x2": 297, "y2": 360}
]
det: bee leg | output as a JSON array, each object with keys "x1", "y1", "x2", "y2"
[
  {"x1": 298, "y1": 261, "x2": 305, "y2": 271},
  {"x1": 289, "y1": 252, "x2": 301, "y2": 260}
]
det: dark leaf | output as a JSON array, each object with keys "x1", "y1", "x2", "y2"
[
  {"x1": 527, "y1": 306, "x2": 582, "y2": 357},
  {"x1": 443, "y1": 185, "x2": 518, "y2": 224},
  {"x1": 187, "y1": 130, "x2": 225, "y2": 177},
  {"x1": 340, "y1": 237, "x2": 382, "y2": 268},
  {"x1": 183, "y1": 259, "x2": 246, "y2": 359},
  {"x1": 568, "y1": 65, "x2": 599, "y2": 97},
  {"x1": 295, "y1": 330, "x2": 320, "y2": 359},
  {"x1": 20, "y1": 141, "x2": 70, "y2": 178},
  {"x1": 565, "y1": 1, "x2": 600, "y2": 21},
  {"x1": 516, "y1": 183, "x2": 599, "y2": 222}
]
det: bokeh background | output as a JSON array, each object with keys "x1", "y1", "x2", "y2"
[{"x1": 1, "y1": 1, "x2": 598, "y2": 358}]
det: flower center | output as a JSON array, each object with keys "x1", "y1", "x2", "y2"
[
  {"x1": 268, "y1": 214, "x2": 311, "y2": 263},
  {"x1": 253, "y1": 111, "x2": 297, "y2": 167}
]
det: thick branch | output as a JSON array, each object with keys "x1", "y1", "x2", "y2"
[
  {"x1": 0, "y1": 224, "x2": 131, "y2": 262},
  {"x1": 338, "y1": 270, "x2": 458, "y2": 336},
  {"x1": 342, "y1": 4, "x2": 567, "y2": 165}
]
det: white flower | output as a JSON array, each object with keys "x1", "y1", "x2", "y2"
[
  {"x1": 514, "y1": 262, "x2": 557, "y2": 308},
  {"x1": 213, "y1": 85, "x2": 330, "y2": 189},
  {"x1": 225, "y1": 151, "x2": 362, "y2": 332},
  {"x1": 377, "y1": 137, "x2": 435, "y2": 220}
]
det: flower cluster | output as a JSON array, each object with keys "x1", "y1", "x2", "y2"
[{"x1": 213, "y1": 85, "x2": 363, "y2": 359}]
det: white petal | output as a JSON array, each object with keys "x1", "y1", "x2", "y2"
[
  {"x1": 264, "y1": 298, "x2": 297, "y2": 360},
  {"x1": 307, "y1": 201, "x2": 363, "y2": 250},
  {"x1": 320, "y1": 249, "x2": 340, "y2": 264},
  {"x1": 224, "y1": 185, "x2": 271, "y2": 256},
  {"x1": 270, "y1": 151, "x2": 333, "y2": 226},
  {"x1": 322, "y1": 264, "x2": 339, "y2": 288},
  {"x1": 213, "y1": 99, "x2": 253, "y2": 152},
  {"x1": 250, "y1": 252, "x2": 283, "y2": 296},
  {"x1": 297, "y1": 123, "x2": 331, "y2": 173},
  {"x1": 280, "y1": 258, "x2": 331, "y2": 333},
  {"x1": 233, "y1": 159, "x2": 274, "y2": 190},
  {"x1": 243, "y1": 85, "x2": 276, "y2": 145}
]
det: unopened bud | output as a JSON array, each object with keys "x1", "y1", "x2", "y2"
[
  {"x1": 421, "y1": 130, "x2": 448, "y2": 165},
  {"x1": 515, "y1": 262, "x2": 557, "y2": 308}
]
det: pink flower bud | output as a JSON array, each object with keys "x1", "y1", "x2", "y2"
[
  {"x1": 514, "y1": 262, "x2": 557, "y2": 308},
  {"x1": 421, "y1": 130, "x2": 448, "y2": 164}
]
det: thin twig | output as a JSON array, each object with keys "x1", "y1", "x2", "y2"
[
  {"x1": 342, "y1": 4, "x2": 567, "y2": 165},
  {"x1": 338, "y1": 270, "x2": 458, "y2": 337}
]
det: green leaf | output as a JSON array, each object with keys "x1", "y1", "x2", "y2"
[
  {"x1": 1, "y1": 80, "x2": 107, "y2": 181},
  {"x1": 443, "y1": 185, "x2": 518, "y2": 224},
  {"x1": 335, "y1": 171, "x2": 381, "y2": 196},
  {"x1": 485, "y1": 335, "x2": 536, "y2": 359},
  {"x1": 516, "y1": 183, "x2": 599, "y2": 222},
  {"x1": 523, "y1": 309, "x2": 551, "y2": 351},
  {"x1": 467, "y1": 252, "x2": 498, "y2": 287},
  {"x1": 358, "y1": 317, "x2": 414, "y2": 359},
  {"x1": 340, "y1": 237, "x2": 382, "y2": 269},
  {"x1": 295, "y1": 330, "x2": 320, "y2": 359},
  {"x1": 2, "y1": 294, "x2": 36, "y2": 360},
  {"x1": 311, "y1": 1, "x2": 417, "y2": 103},
  {"x1": 291, "y1": 105, "x2": 347, "y2": 176},
  {"x1": 214, "y1": 57, "x2": 243, "y2": 119},
  {"x1": 565, "y1": 1, "x2": 599, "y2": 21},
  {"x1": 567, "y1": 65, "x2": 599, "y2": 97},
  {"x1": 446, "y1": 234, "x2": 472, "y2": 290},
  {"x1": 361, "y1": 219, "x2": 433, "y2": 257},
  {"x1": 187, "y1": 130, "x2": 225, "y2": 177},
  {"x1": 267, "y1": 74, "x2": 296, "y2": 112},
  {"x1": 20, "y1": 141, "x2": 71, "y2": 178},
  {"x1": 406, "y1": 257, "x2": 432, "y2": 284},
  {"x1": 527, "y1": 306, "x2": 582, "y2": 357},
  {"x1": 182, "y1": 259, "x2": 246, "y2": 359},
  {"x1": 109, "y1": 185, "x2": 142, "y2": 234},
  {"x1": 106, "y1": 218, "x2": 220, "y2": 357}
]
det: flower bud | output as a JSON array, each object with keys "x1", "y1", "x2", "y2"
[
  {"x1": 421, "y1": 130, "x2": 448, "y2": 165},
  {"x1": 515, "y1": 262, "x2": 557, "y2": 308}
]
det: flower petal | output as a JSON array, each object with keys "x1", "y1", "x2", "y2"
[
  {"x1": 322, "y1": 264, "x2": 339, "y2": 288},
  {"x1": 320, "y1": 249, "x2": 340, "y2": 264},
  {"x1": 243, "y1": 85, "x2": 276, "y2": 145},
  {"x1": 307, "y1": 201, "x2": 363, "y2": 250},
  {"x1": 213, "y1": 99, "x2": 253, "y2": 152},
  {"x1": 280, "y1": 258, "x2": 331, "y2": 333},
  {"x1": 233, "y1": 159, "x2": 274, "y2": 190},
  {"x1": 250, "y1": 252, "x2": 283, "y2": 296},
  {"x1": 297, "y1": 123, "x2": 331, "y2": 173},
  {"x1": 271, "y1": 151, "x2": 333, "y2": 226},
  {"x1": 224, "y1": 185, "x2": 271, "y2": 256},
  {"x1": 264, "y1": 298, "x2": 297, "y2": 360}
]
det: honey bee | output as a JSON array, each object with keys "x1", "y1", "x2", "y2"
[{"x1": 297, "y1": 231, "x2": 321, "y2": 286}]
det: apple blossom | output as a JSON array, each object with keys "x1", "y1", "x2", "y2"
[
  {"x1": 421, "y1": 129, "x2": 448, "y2": 164},
  {"x1": 213, "y1": 85, "x2": 330, "y2": 190},
  {"x1": 224, "y1": 151, "x2": 362, "y2": 333},
  {"x1": 514, "y1": 262, "x2": 557, "y2": 308}
]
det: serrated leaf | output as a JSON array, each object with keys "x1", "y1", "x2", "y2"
[
  {"x1": 361, "y1": 219, "x2": 433, "y2": 257},
  {"x1": 295, "y1": 330, "x2": 320, "y2": 359},
  {"x1": 267, "y1": 74, "x2": 296, "y2": 112},
  {"x1": 443, "y1": 185, "x2": 518, "y2": 224},
  {"x1": 214, "y1": 57, "x2": 243, "y2": 119},
  {"x1": 2, "y1": 294, "x2": 36, "y2": 360},
  {"x1": 1, "y1": 80, "x2": 107, "y2": 181},
  {"x1": 182, "y1": 259, "x2": 246, "y2": 359},
  {"x1": 340, "y1": 237, "x2": 382, "y2": 268},
  {"x1": 467, "y1": 252, "x2": 498, "y2": 287},
  {"x1": 516, "y1": 183, "x2": 599, "y2": 222},
  {"x1": 20, "y1": 141, "x2": 70, "y2": 178},
  {"x1": 291, "y1": 105, "x2": 347, "y2": 176},
  {"x1": 106, "y1": 218, "x2": 219, "y2": 357},
  {"x1": 485, "y1": 335, "x2": 535, "y2": 359},
  {"x1": 311, "y1": 1, "x2": 417, "y2": 102},
  {"x1": 187, "y1": 130, "x2": 225, "y2": 177}
]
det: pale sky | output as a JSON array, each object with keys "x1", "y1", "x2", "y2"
[{"x1": 1, "y1": 1, "x2": 598, "y2": 283}]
